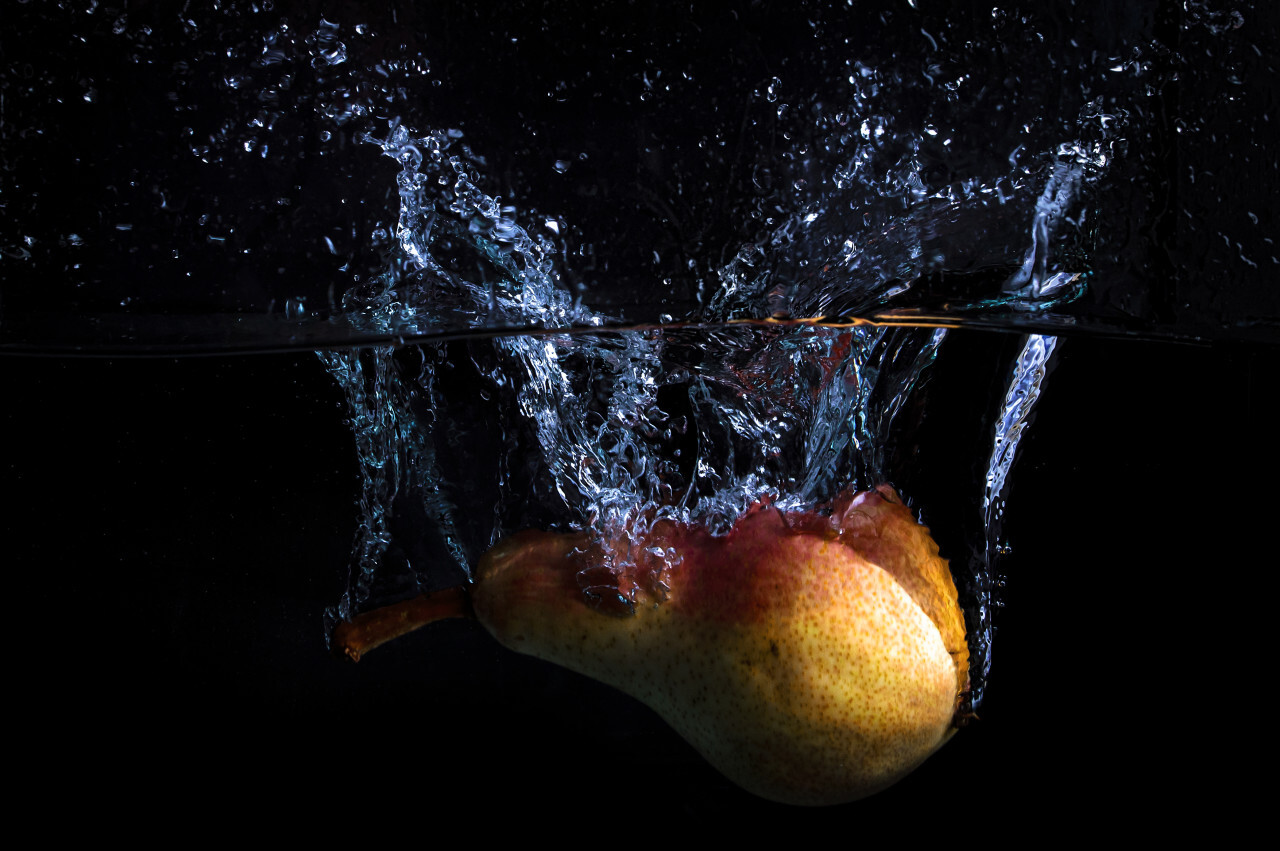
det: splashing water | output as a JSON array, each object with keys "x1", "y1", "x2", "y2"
[
  {"x1": 5, "y1": 3, "x2": 1274, "y2": 354},
  {"x1": 320, "y1": 116, "x2": 1071, "y2": 702},
  {"x1": 972, "y1": 333, "x2": 1060, "y2": 704},
  {"x1": 0, "y1": 0, "x2": 1181, "y2": 702}
]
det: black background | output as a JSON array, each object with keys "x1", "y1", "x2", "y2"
[{"x1": 5, "y1": 331, "x2": 1270, "y2": 827}]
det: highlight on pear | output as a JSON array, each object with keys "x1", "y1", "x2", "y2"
[{"x1": 332, "y1": 484, "x2": 970, "y2": 806}]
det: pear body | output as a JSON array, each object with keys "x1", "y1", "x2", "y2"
[{"x1": 472, "y1": 488, "x2": 967, "y2": 805}]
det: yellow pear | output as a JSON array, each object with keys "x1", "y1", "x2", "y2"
[{"x1": 334, "y1": 485, "x2": 969, "y2": 805}]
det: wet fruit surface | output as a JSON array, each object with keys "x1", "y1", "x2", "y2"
[{"x1": 474, "y1": 487, "x2": 967, "y2": 804}]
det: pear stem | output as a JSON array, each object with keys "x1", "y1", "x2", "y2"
[{"x1": 331, "y1": 586, "x2": 473, "y2": 662}]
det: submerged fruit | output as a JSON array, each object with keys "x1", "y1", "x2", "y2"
[{"x1": 334, "y1": 484, "x2": 969, "y2": 806}]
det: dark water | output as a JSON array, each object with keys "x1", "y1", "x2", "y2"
[
  {"x1": 3, "y1": 0, "x2": 1277, "y2": 825},
  {"x1": 6, "y1": 336, "x2": 1271, "y2": 824}
]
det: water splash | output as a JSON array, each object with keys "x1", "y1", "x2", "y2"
[
  {"x1": 325, "y1": 322, "x2": 957, "y2": 624},
  {"x1": 969, "y1": 333, "x2": 1060, "y2": 704},
  {"x1": 318, "y1": 345, "x2": 468, "y2": 629},
  {"x1": 703, "y1": 67, "x2": 1120, "y2": 324},
  {"x1": 320, "y1": 114, "x2": 1078, "y2": 704},
  {"x1": 2, "y1": 3, "x2": 1091, "y2": 700},
  {"x1": 308, "y1": 4, "x2": 1121, "y2": 692},
  {"x1": 7, "y1": 4, "x2": 1275, "y2": 354},
  {"x1": 336, "y1": 122, "x2": 587, "y2": 339}
]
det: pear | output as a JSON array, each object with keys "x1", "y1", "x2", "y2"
[{"x1": 334, "y1": 485, "x2": 969, "y2": 806}]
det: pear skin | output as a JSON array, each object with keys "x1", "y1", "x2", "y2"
[{"x1": 472, "y1": 486, "x2": 969, "y2": 806}]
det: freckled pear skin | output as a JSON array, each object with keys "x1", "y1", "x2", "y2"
[{"x1": 472, "y1": 487, "x2": 969, "y2": 806}]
